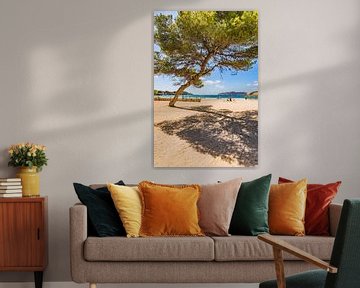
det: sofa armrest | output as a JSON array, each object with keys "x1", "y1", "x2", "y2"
[
  {"x1": 329, "y1": 203, "x2": 342, "y2": 237},
  {"x1": 69, "y1": 203, "x2": 88, "y2": 283}
]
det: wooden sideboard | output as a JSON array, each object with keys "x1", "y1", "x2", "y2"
[{"x1": 0, "y1": 197, "x2": 48, "y2": 288}]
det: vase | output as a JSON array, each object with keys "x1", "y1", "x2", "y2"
[{"x1": 16, "y1": 167, "x2": 40, "y2": 197}]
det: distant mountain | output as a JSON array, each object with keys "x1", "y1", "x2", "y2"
[
  {"x1": 154, "y1": 90, "x2": 193, "y2": 95},
  {"x1": 247, "y1": 91, "x2": 258, "y2": 96},
  {"x1": 245, "y1": 90, "x2": 258, "y2": 99},
  {"x1": 218, "y1": 91, "x2": 247, "y2": 95}
]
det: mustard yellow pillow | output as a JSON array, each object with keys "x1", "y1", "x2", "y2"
[
  {"x1": 269, "y1": 179, "x2": 307, "y2": 236},
  {"x1": 107, "y1": 183, "x2": 142, "y2": 238},
  {"x1": 138, "y1": 181, "x2": 203, "y2": 237}
]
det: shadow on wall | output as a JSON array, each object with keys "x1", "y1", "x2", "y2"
[
  {"x1": 0, "y1": 0, "x2": 202, "y2": 282},
  {"x1": 259, "y1": 4, "x2": 360, "y2": 194},
  {"x1": 261, "y1": 46, "x2": 360, "y2": 184},
  {"x1": 1, "y1": 0, "x2": 167, "y2": 135}
]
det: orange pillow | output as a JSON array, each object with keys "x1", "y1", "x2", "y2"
[
  {"x1": 269, "y1": 179, "x2": 307, "y2": 236},
  {"x1": 138, "y1": 181, "x2": 204, "y2": 236}
]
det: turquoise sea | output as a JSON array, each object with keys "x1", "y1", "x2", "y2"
[{"x1": 155, "y1": 94, "x2": 247, "y2": 99}]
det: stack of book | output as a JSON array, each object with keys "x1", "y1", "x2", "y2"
[{"x1": 0, "y1": 178, "x2": 22, "y2": 197}]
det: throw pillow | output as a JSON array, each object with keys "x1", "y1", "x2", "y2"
[
  {"x1": 198, "y1": 178, "x2": 242, "y2": 236},
  {"x1": 138, "y1": 181, "x2": 203, "y2": 237},
  {"x1": 107, "y1": 183, "x2": 142, "y2": 238},
  {"x1": 73, "y1": 181, "x2": 126, "y2": 237},
  {"x1": 229, "y1": 174, "x2": 272, "y2": 236},
  {"x1": 279, "y1": 177, "x2": 341, "y2": 236},
  {"x1": 269, "y1": 179, "x2": 307, "y2": 236}
]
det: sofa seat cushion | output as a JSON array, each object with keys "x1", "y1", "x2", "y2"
[
  {"x1": 84, "y1": 236, "x2": 214, "y2": 261},
  {"x1": 212, "y1": 236, "x2": 334, "y2": 261}
]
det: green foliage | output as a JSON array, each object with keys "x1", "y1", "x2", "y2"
[
  {"x1": 154, "y1": 89, "x2": 193, "y2": 95},
  {"x1": 8, "y1": 143, "x2": 48, "y2": 172},
  {"x1": 154, "y1": 11, "x2": 258, "y2": 91}
]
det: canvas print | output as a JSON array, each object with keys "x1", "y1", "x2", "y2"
[{"x1": 154, "y1": 11, "x2": 258, "y2": 167}]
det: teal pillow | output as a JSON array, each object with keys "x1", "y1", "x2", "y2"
[{"x1": 229, "y1": 174, "x2": 272, "y2": 236}]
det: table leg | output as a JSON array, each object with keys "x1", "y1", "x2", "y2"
[{"x1": 34, "y1": 271, "x2": 43, "y2": 288}]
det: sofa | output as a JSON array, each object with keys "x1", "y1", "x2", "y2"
[{"x1": 70, "y1": 201, "x2": 342, "y2": 287}]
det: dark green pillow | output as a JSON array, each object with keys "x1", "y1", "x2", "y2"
[
  {"x1": 73, "y1": 181, "x2": 126, "y2": 237},
  {"x1": 229, "y1": 174, "x2": 272, "y2": 236}
]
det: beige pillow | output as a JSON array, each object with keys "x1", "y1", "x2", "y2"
[{"x1": 198, "y1": 178, "x2": 242, "y2": 236}]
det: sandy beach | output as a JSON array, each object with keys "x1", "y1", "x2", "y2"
[{"x1": 154, "y1": 99, "x2": 258, "y2": 167}]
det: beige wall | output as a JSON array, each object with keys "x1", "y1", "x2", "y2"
[{"x1": 0, "y1": 0, "x2": 359, "y2": 282}]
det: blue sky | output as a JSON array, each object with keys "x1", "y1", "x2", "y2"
[
  {"x1": 154, "y1": 11, "x2": 258, "y2": 95},
  {"x1": 154, "y1": 65, "x2": 258, "y2": 95}
]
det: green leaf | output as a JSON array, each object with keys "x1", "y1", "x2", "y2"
[{"x1": 154, "y1": 11, "x2": 258, "y2": 105}]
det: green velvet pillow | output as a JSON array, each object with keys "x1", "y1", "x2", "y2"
[{"x1": 229, "y1": 174, "x2": 272, "y2": 236}]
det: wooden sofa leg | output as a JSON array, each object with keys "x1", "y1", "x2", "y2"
[{"x1": 89, "y1": 283, "x2": 96, "y2": 288}]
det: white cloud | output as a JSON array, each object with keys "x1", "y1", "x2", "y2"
[
  {"x1": 204, "y1": 80, "x2": 222, "y2": 85},
  {"x1": 247, "y1": 80, "x2": 258, "y2": 86}
]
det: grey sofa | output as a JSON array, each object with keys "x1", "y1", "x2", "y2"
[{"x1": 70, "y1": 203, "x2": 342, "y2": 288}]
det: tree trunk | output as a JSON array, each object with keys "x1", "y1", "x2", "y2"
[
  {"x1": 169, "y1": 83, "x2": 191, "y2": 107},
  {"x1": 169, "y1": 53, "x2": 213, "y2": 107}
]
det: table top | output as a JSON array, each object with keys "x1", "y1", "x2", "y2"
[{"x1": 0, "y1": 196, "x2": 47, "y2": 203}]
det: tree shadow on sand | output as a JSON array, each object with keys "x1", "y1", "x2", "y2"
[{"x1": 155, "y1": 105, "x2": 258, "y2": 166}]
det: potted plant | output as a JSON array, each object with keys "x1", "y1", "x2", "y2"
[{"x1": 8, "y1": 143, "x2": 48, "y2": 197}]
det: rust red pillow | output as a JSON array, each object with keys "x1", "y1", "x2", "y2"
[{"x1": 278, "y1": 177, "x2": 341, "y2": 236}]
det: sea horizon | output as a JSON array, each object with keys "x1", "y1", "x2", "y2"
[{"x1": 154, "y1": 94, "x2": 249, "y2": 99}]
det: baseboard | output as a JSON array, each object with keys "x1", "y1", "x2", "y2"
[{"x1": 0, "y1": 282, "x2": 259, "y2": 288}]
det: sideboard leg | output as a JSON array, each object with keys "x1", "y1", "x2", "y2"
[
  {"x1": 90, "y1": 283, "x2": 97, "y2": 288},
  {"x1": 34, "y1": 271, "x2": 43, "y2": 288}
]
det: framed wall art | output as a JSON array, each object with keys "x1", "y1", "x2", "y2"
[{"x1": 154, "y1": 11, "x2": 258, "y2": 167}]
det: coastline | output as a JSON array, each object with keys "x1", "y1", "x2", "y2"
[
  {"x1": 154, "y1": 94, "x2": 255, "y2": 100},
  {"x1": 154, "y1": 99, "x2": 258, "y2": 167}
]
